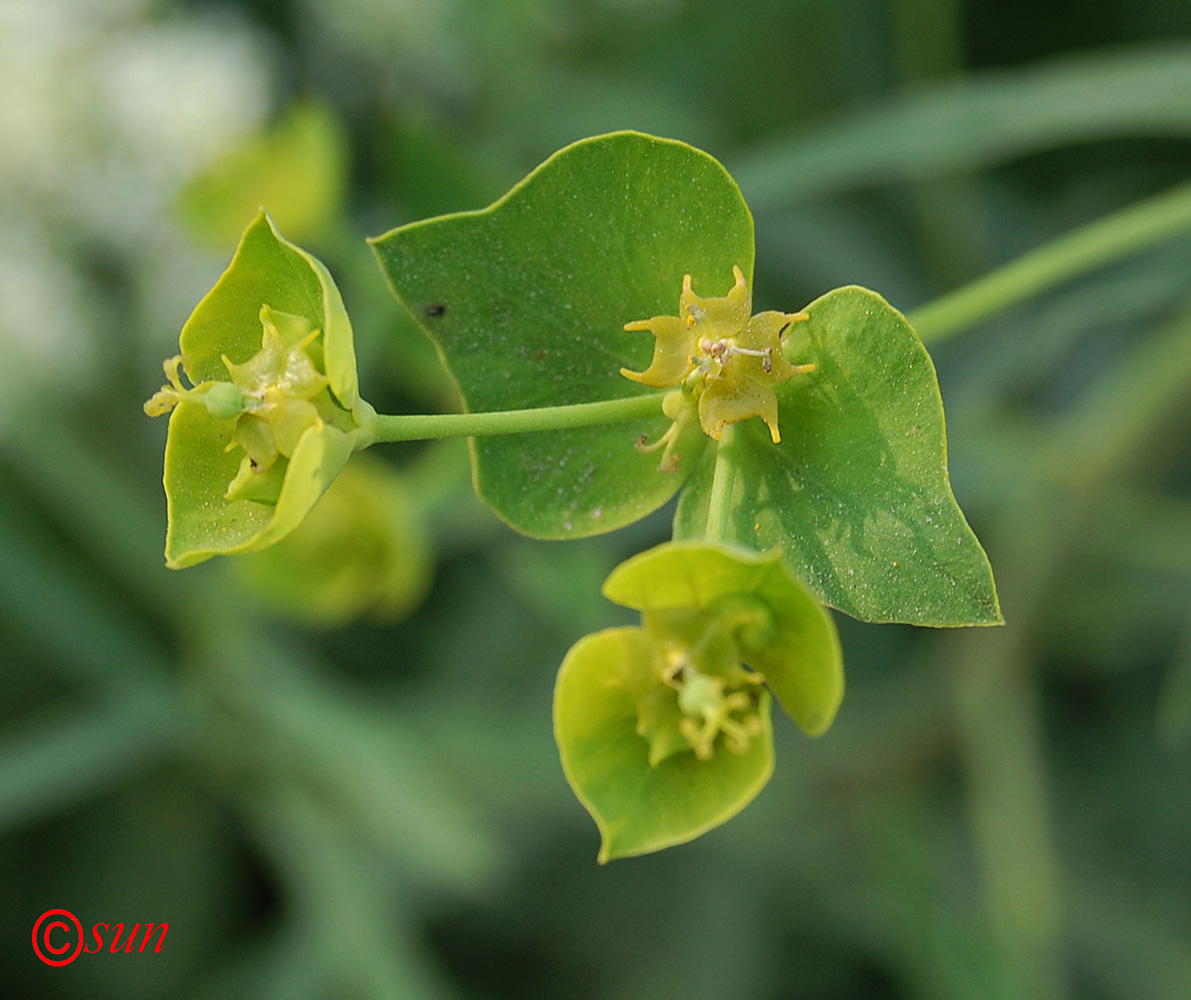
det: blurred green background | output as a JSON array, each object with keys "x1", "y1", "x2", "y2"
[{"x1": 3, "y1": 1, "x2": 1191, "y2": 997}]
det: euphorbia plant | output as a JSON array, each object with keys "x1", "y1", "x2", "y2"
[{"x1": 147, "y1": 131, "x2": 1004, "y2": 860}]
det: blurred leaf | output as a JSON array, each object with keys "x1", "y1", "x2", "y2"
[
  {"x1": 1040, "y1": 301, "x2": 1191, "y2": 486},
  {"x1": 1084, "y1": 489, "x2": 1191, "y2": 575},
  {"x1": 1, "y1": 420, "x2": 188, "y2": 616},
  {"x1": 675, "y1": 287, "x2": 1001, "y2": 626},
  {"x1": 489, "y1": 536, "x2": 624, "y2": 635},
  {"x1": 1069, "y1": 870, "x2": 1191, "y2": 1000},
  {"x1": 937, "y1": 246, "x2": 1191, "y2": 414},
  {"x1": 370, "y1": 131, "x2": 754, "y2": 537},
  {"x1": 1157, "y1": 613, "x2": 1191, "y2": 750},
  {"x1": 234, "y1": 454, "x2": 432, "y2": 628},
  {"x1": 0, "y1": 692, "x2": 183, "y2": 831},
  {"x1": 0, "y1": 490, "x2": 164, "y2": 684},
  {"x1": 734, "y1": 43, "x2": 1191, "y2": 208},
  {"x1": 235, "y1": 650, "x2": 506, "y2": 890},
  {"x1": 244, "y1": 787, "x2": 463, "y2": 1000},
  {"x1": 43, "y1": 773, "x2": 247, "y2": 998},
  {"x1": 375, "y1": 114, "x2": 515, "y2": 220},
  {"x1": 177, "y1": 102, "x2": 347, "y2": 247}
]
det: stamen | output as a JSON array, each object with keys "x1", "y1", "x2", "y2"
[
  {"x1": 634, "y1": 421, "x2": 684, "y2": 473},
  {"x1": 726, "y1": 344, "x2": 775, "y2": 371},
  {"x1": 671, "y1": 665, "x2": 764, "y2": 760}
]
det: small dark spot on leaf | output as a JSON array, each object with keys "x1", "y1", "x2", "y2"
[
  {"x1": 535, "y1": 350, "x2": 549, "y2": 361},
  {"x1": 425, "y1": 303, "x2": 446, "y2": 318}
]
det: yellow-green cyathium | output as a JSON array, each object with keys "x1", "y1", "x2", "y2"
[
  {"x1": 622, "y1": 267, "x2": 815, "y2": 453},
  {"x1": 145, "y1": 212, "x2": 376, "y2": 568},
  {"x1": 554, "y1": 540, "x2": 843, "y2": 862}
]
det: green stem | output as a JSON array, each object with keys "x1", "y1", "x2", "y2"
[
  {"x1": 908, "y1": 177, "x2": 1191, "y2": 343},
  {"x1": 704, "y1": 424, "x2": 739, "y2": 543},
  {"x1": 368, "y1": 392, "x2": 668, "y2": 444}
]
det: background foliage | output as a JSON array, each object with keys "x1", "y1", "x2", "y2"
[{"x1": 2, "y1": 1, "x2": 1191, "y2": 997}]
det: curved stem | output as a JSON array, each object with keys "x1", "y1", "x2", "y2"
[
  {"x1": 368, "y1": 392, "x2": 668, "y2": 444},
  {"x1": 704, "y1": 424, "x2": 739, "y2": 543},
  {"x1": 908, "y1": 178, "x2": 1191, "y2": 343}
]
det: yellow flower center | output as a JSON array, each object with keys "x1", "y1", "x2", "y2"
[
  {"x1": 663, "y1": 656, "x2": 764, "y2": 761},
  {"x1": 621, "y1": 267, "x2": 814, "y2": 451},
  {"x1": 144, "y1": 305, "x2": 336, "y2": 502}
]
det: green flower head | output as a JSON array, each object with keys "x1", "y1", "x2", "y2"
[
  {"x1": 621, "y1": 267, "x2": 814, "y2": 444},
  {"x1": 554, "y1": 540, "x2": 843, "y2": 862},
  {"x1": 144, "y1": 212, "x2": 374, "y2": 568}
]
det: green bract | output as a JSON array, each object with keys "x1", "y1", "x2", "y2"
[
  {"x1": 554, "y1": 540, "x2": 842, "y2": 862},
  {"x1": 145, "y1": 212, "x2": 374, "y2": 568},
  {"x1": 675, "y1": 286, "x2": 1002, "y2": 626},
  {"x1": 370, "y1": 131, "x2": 752, "y2": 538}
]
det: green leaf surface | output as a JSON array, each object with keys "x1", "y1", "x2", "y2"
[
  {"x1": 181, "y1": 211, "x2": 358, "y2": 410},
  {"x1": 554, "y1": 626, "x2": 773, "y2": 862},
  {"x1": 176, "y1": 100, "x2": 347, "y2": 247},
  {"x1": 370, "y1": 131, "x2": 754, "y2": 537},
  {"x1": 604, "y1": 540, "x2": 843, "y2": 736},
  {"x1": 164, "y1": 402, "x2": 352, "y2": 568},
  {"x1": 675, "y1": 287, "x2": 1001, "y2": 626}
]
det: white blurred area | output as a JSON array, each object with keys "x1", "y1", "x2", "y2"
[{"x1": 0, "y1": 0, "x2": 274, "y2": 427}]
